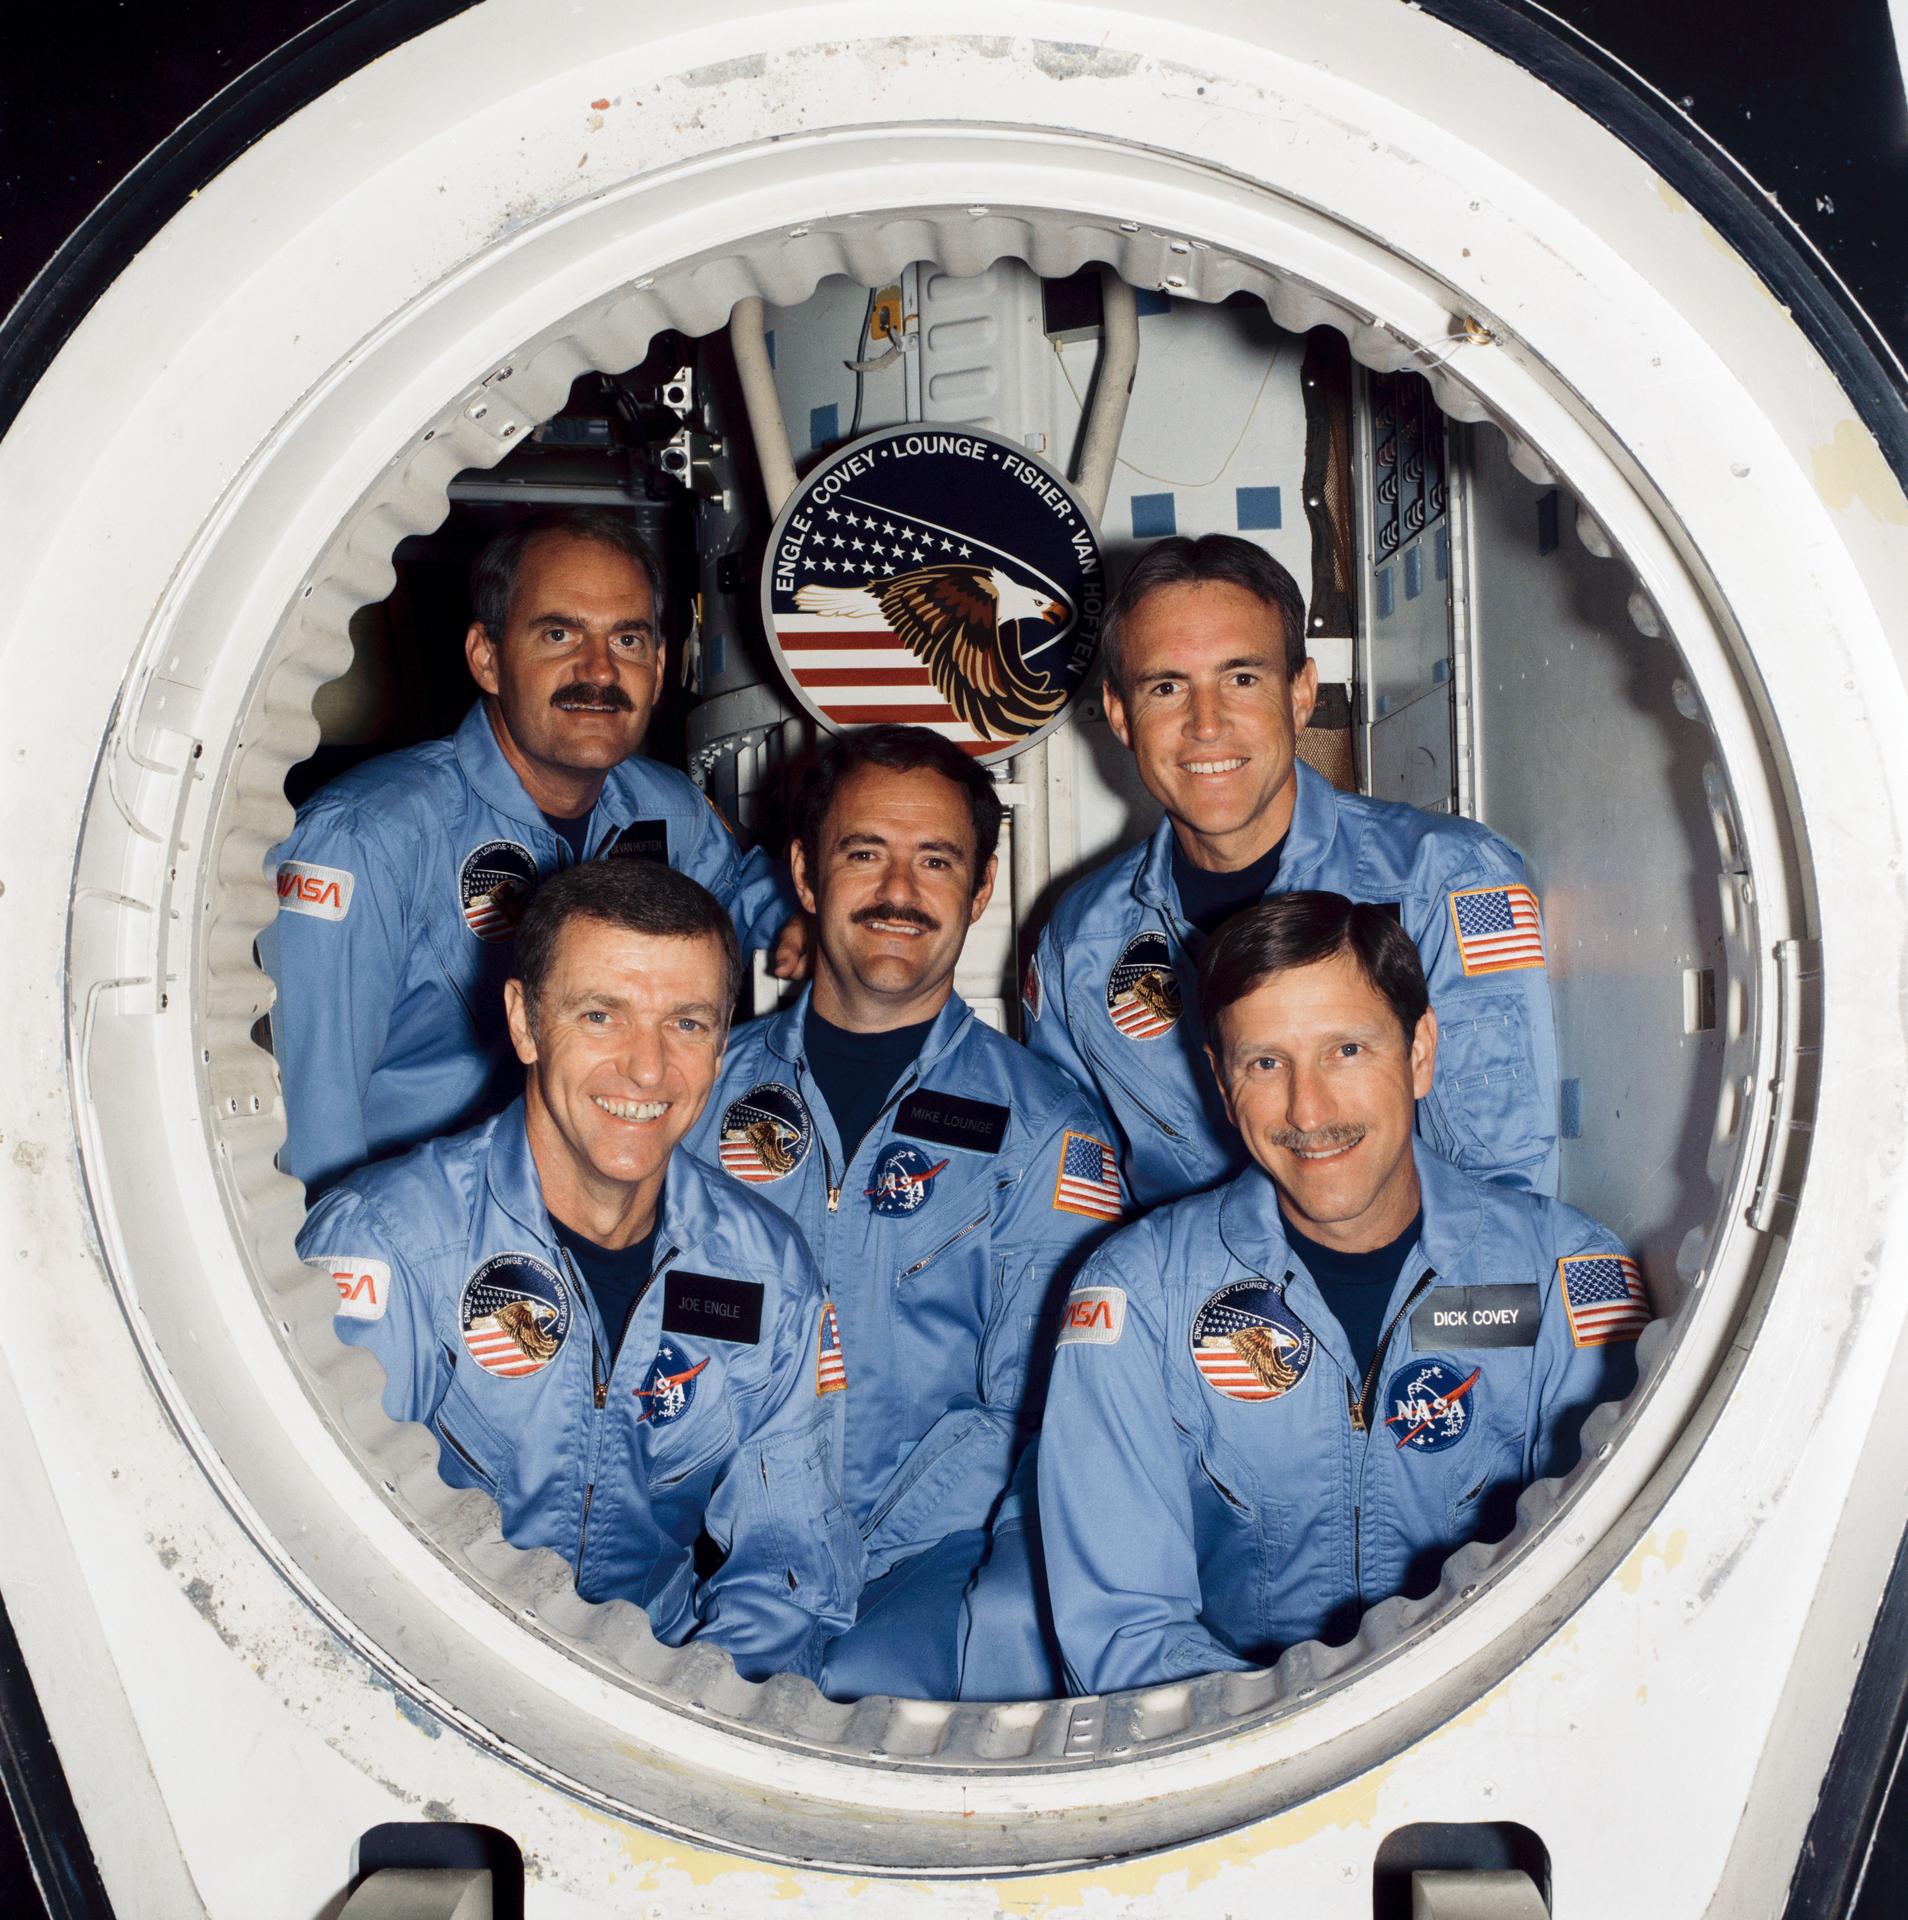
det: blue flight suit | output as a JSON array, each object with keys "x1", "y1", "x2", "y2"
[
  {"x1": 298, "y1": 1099, "x2": 862, "y2": 1682},
  {"x1": 683, "y1": 988, "x2": 1123, "y2": 1699},
  {"x1": 1024, "y1": 760, "x2": 1560, "y2": 1206},
  {"x1": 264, "y1": 700, "x2": 795, "y2": 1193},
  {"x1": 1038, "y1": 1142, "x2": 1644, "y2": 1695}
]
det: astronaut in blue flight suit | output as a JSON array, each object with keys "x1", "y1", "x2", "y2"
[
  {"x1": 266, "y1": 507, "x2": 801, "y2": 1195},
  {"x1": 1040, "y1": 893, "x2": 1644, "y2": 1695},
  {"x1": 299, "y1": 859, "x2": 859, "y2": 1681},
  {"x1": 1024, "y1": 534, "x2": 1558, "y2": 1209},
  {"x1": 685, "y1": 725, "x2": 1123, "y2": 1700}
]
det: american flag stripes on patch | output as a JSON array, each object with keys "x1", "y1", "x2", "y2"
[
  {"x1": 815, "y1": 1302, "x2": 848, "y2": 1396},
  {"x1": 1051, "y1": 1131, "x2": 1122, "y2": 1222},
  {"x1": 1558, "y1": 1253, "x2": 1651, "y2": 1347},
  {"x1": 1448, "y1": 883, "x2": 1546, "y2": 975}
]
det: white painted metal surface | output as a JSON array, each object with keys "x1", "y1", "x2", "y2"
[{"x1": 0, "y1": 1, "x2": 1904, "y2": 1913}]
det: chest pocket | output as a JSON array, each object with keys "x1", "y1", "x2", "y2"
[
  {"x1": 891, "y1": 1169, "x2": 1010, "y2": 1286},
  {"x1": 1423, "y1": 989, "x2": 1544, "y2": 1169},
  {"x1": 430, "y1": 1370, "x2": 510, "y2": 1494},
  {"x1": 423, "y1": 836, "x2": 546, "y2": 1039},
  {"x1": 643, "y1": 1375, "x2": 739, "y2": 1490}
]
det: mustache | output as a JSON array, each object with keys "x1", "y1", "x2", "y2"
[
  {"x1": 851, "y1": 902, "x2": 940, "y2": 933},
  {"x1": 1268, "y1": 1125, "x2": 1365, "y2": 1154},
  {"x1": 551, "y1": 684, "x2": 633, "y2": 712}
]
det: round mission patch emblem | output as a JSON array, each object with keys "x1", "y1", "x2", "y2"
[
  {"x1": 1190, "y1": 1280, "x2": 1316, "y2": 1402},
  {"x1": 1107, "y1": 930, "x2": 1183, "y2": 1040},
  {"x1": 458, "y1": 1253, "x2": 571, "y2": 1379},
  {"x1": 459, "y1": 838, "x2": 538, "y2": 943},
  {"x1": 761, "y1": 425, "x2": 1104, "y2": 764},
  {"x1": 717, "y1": 1081, "x2": 814, "y2": 1183}
]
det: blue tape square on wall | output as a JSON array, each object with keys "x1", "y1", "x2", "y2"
[
  {"x1": 809, "y1": 402, "x2": 839, "y2": 451},
  {"x1": 1235, "y1": 486, "x2": 1282, "y2": 531},
  {"x1": 1376, "y1": 566, "x2": 1395, "y2": 620},
  {"x1": 1130, "y1": 493, "x2": 1177, "y2": 538},
  {"x1": 1404, "y1": 545, "x2": 1423, "y2": 600}
]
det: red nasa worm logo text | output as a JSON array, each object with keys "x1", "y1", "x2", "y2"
[{"x1": 762, "y1": 426, "x2": 1104, "y2": 763}]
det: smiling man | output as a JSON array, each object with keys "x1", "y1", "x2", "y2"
[
  {"x1": 266, "y1": 507, "x2": 801, "y2": 1195},
  {"x1": 687, "y1": 724, "x2": 1121, "y2": 1700},
  {"x1": 297, "y1": 861, "x2": 858, "y2": 1681},
  {"x1": 1025, "y1": 533, "x2": 1559, "y2": 1206},
  {"x1": 1038, "y1": 892, "x2": 1643, "y2": 1695}
]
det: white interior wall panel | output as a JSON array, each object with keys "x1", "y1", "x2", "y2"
[{"x1": 1463, "y1": 426, "x2": 1729, "y2": 1305}]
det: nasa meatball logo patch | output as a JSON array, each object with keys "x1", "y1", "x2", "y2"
[
  {"x1": 761, "y1": 424, "x2": 1104, "y2": 764},
  {"x1": 634, "y1": 1339, "x2": 708, "y2": 1426},
  {"x1": 459, "y1": 839, "x2": 538, "y2": 943},
  {"x1": 458, "y1": 1253, "x2": 571, "y2": 1379},
  {"x1": 1107, "y1": 931, "x2": 1182, "y2": 1041},
  {"x1": 1190, "y1": 1280, "x2": 1315, "y2": 1402},
  {"x1": 1383, "y1": 1358, "x2": 1481, "y2": 1453},
  {"x1": 717, "y1": 1081, "x2": 813, "y2": 1183},
  {"x1": 865, "y1": 1141, "x2": 948, "y2": 1215}
]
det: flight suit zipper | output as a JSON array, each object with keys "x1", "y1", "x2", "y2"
[
  {"x1": 1349, "y1": 1267, "x2": 1437, "y2": 1604},
  {"x1": 568, "y1": 1240, "x2": 676, "y2": 1586},
  {"x1": 817, "y1": 1073, "x2": 919, "y2": 1212}
]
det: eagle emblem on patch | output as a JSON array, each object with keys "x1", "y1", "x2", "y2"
[
  {"x1": 458, "y1": 1253, "x2": 571, "y2": 1379},
  {"x1": 761, "y1": 424, "x2": 1104, "y2": 764},
  {"x1": 1106, "y1": 931, "x2": 1182, "y2": 1040},
  {"x1": 459, "y1": 838, "x2": 538, "y2": 943},
  {"x1": 1190, "y1": 1280, "x2": 1315, "y2": 1402},
  {"x1": 717, "y1": 1080, "x2": 813, "y2": 1183}
]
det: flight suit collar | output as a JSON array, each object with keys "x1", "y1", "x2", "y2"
[
  {"x1": 451, "y1": 699, "x2": 547, "y2": 829},
  {"x1": 762, "y1": 983, "x2": 977, "y2": 1082},
  {"x1": 482, "y1": 1095, "x2": 726, "y2": 1268},
  {"x1": 1214, "y1": 1138, "x2": 1485, "y2": 1378},
  {"x1": 1130, "y1": 759, "x2": 1343, "y2": 916}
]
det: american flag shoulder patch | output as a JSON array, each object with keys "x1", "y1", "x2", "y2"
[
  {"x1": 815, "y1": 1301, "x2": 848, "y2": 1396},
  {"x1": 1448, "y1": 882, "x2": 1545, "y2": 975},
  {"x1": 1558, "y1": 1252, "x2": 1651, "y2": 1348},
  {"x1": 1051, "y1": 1130, "x2": 1123, "y2": 1222}
]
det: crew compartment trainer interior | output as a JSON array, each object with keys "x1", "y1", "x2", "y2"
[{"x1": 2, "y1": 2, "x2": 1906, "y2": 1915}]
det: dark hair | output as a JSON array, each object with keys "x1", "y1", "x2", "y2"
[
  {"x1": 1197, "y1": 891, "x2": 1429, "y2": 1047},
  {"x1": 790, "y1": 724, "x2": 1004, "y2": 892},
  {"x1": 470, "y1": 508, "x2": 665, "y2": 639},
  {"x1": 513, "y1": 859, "x2": 740, "y2": 1024},
  {"x1": 1101, "y1": 533, "x2": 1307, "y2": 693}
]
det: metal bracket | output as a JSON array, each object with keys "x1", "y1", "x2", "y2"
[{"x1": 1749, "y1": 937, "x2": 1823, "y2": 1234}]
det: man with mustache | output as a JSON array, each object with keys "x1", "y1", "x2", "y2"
[
  {"x1": 1038, "y1": 892, "x2": 1643, "y2": 1693},
  {"x1": 299, "y1": 860, "x2": 859, "y2": 1680},
  {"x1": 686, "y1": 724, "x2": 1123, "y2": 1699},
  {"x1": 1024, "y1": 534, "x2": 1559, "y2": 1207},
  {"x1": 266, "y1": 508, "x2": 801, "y2": 1194}
]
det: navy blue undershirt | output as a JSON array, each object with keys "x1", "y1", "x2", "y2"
[
  {"x1": 1282, "y1": 1207, "x2": 1425, "y2": 1383},
  {"x1": 1171, "y1": 833, "x2": 1288, "y2": 938},
  {"x1": 803, "y1": 1005, "x2": 937, "y2": 1159},
  {"x1": 553, "y1": 1210, "x2": 659, "y2": 1360},
  {"x1": 542, "y1": 808, "x2": 592, "y2": 865}
]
